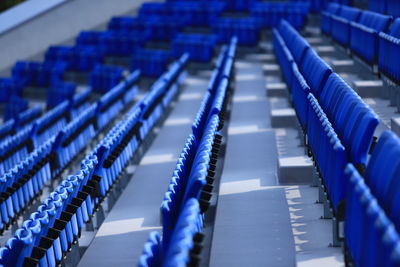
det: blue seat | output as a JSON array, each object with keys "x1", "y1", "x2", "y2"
[
  {"x1": 319, "y1": 73, "x2": 378, "y2": 166},
  {"x1": 331, "y1": 6, "x2": 362, "y2": 46},
  {"x1": 291, "y1": 63, "x2": 310, "y2": 129},
  {"x1": 379, "y1": 18, "x2": 400, "y2": 87},
  {"x1": 350, "y1": 11, "x2": 392, "y2": 65},
  {"x1": 301, "y1": 49, "x2": 333, "y2": 97},
  {"x1": 278, "y1": 19, "x2": 310, "y2": 64},
  {"x1": 163, "y1": 198, "x2": 203, "y2": 267},
  {"x1": 161, "y1": 135, "x2": 197, "y2": 245},
  {"x1": 321, "y1": 3, "x2": 341, "y2": 35},
  {"x1": 183, "y1": 115, "x2": 219, "y2": 205},
  {"x1": 307, "y1": 93, "x2": 348, "y2": 211},
  {"x1": 172, "y1": 33, "x2": 217, "y2": 62},
  {"x1": 362, "y1": 131, "x2": 400, "y2": 230},
  {"x1": 89, "y1": 64, "x2": 124, "y2": 94},
  {"x1": 288, "y1": 34, "x2": 310, "y2": 65},
  {"x1": 138, "y1": 232, "x2": 162, "y2": 267},
  {"x1": 344, "y1": 164, "x2": 400, "y2": 267},
  {"x1": 272, "y1": 29, "x2": 294, "y2": 87}
]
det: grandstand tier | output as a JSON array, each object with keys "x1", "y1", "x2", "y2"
[{"x1": 0, "y1": 0, "x2": 399, "y2": 266}]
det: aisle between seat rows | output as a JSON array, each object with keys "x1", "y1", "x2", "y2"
[
  {"x1": 77, "y1": 71, "x2": 210, "y2": 266},
  {"x1": 210, "y1": 54, "x2": 296, "y2": 267}
]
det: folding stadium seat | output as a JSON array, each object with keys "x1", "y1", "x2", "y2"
[
  {"x1": 307, "y1": 94, "x2": 348, "y2": 211},
  {"x1": 290, "y1": 63, "x2": 310, "y2": 129},
  {"x1": 272, "y1": 29, "x2": 295, "y2": 87},
  {"x1": 344, "y1": 164, "x2": 400, "y2": 267},
  {"x1": 172, "y1": 33, "x2": 218, "y2": 62},
  {"x1": 378, "y1": 18, "x2": 400, "y2": 107},
  {"x1": 138, "y1": 232, "x2": 162, "y2": 267},
  {"x1": 300, "y1": 49, "x2": 333, "y2": 97},
  {"x1": 287, "y1": 33, "x2": 310, "y2": 65},
  {"x1": 350, "y1": 11, "x2": 392, "y2": 65},
  {"x1": 319, "y1": 73, "x2": 379, "y2": 167},
  {"x1": 360, "y1": 131, "x2": 400, "y2": 231},
  {"x1": 331, "y1": 6, "x2": 361, "y2": 46},
  {"x1": 321, "y1": 3, "x2": 341, "y2": 35}
]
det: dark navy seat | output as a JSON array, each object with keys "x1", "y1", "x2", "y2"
[
  {"x1": 272, "y1": 29, "x2": 294, "y2": 87},
  {"x1": 286, "y1": 33, "x2": 310, "y2": 65},
  {"x1": 321, "y1": 3, "x2": 342, "y2": 35},
  {"x1": 300, "y1": 49, "x2": 333, "y2": 98},
  {"x1": 361, "y1": 131, "x2": 400, "y2": 232},
  {"x1": 307, "y1": 93, "x2": 347, "y2": 211},
  {"x1": 331, "y1": 6, "x2": 362, "y2": 46},
  {"x1": 350, "y1": 11, "x2": 392, "y2": 65},
  {"x1": 344, "y1": 164, "x2": 400, "y2": 267},
  {"x1": 319, "y1": 73, "x2": 379, "y2": 167},
  {"x1": 379, "y1": 18, "x2": 400, "y2": 84},
  {"x1": 291, "y1": 63, "x2": 310, "y2": 130}
]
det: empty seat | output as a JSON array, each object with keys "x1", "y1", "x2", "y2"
[
  {"x1": 286, "y1": 33, "x2": 310, "y2": 65},
  {"x1": 138, "y1": 232, "x2": 162, "y2": 267},
  {"x1": 272, "y1": 29, "x2": 295, "y2": 87},
  {"x1": 301, "y1": 49, "x2": 333, "y2": 97},
  {"x1": 361, "y1": 131, "x2": 400, "y2": 232},
  {"x1": 319, "y1": 73, "x2": 379, "y2": 167},
  {"x1": 379, "y1": 18, "x2": 400, "y2": 86},
  {"x1": 307, "y1": 93, "x2": 348, "y2": 211},
  {"x1": 291, "y1": 63, "x2": 310, "y2": 129},
  {"x1": 344, "y1": 164, "x2": 400, "y2": 267},
  {"x1": 331, "y1": 6, "x2": 362, "y2": 46},
  {"x1": 350, "y1": 11, "x2": 392, "y2": 64},
  {"x1": 321, "y1": 3, "x2": 342, "y2": 35}
]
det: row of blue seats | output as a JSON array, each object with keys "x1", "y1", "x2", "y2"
[
  {"x1": 0, "y1": 88, "x2": 90, "y2": 146},
  {"x1": 0, "y1": 71, "x2": 140, "y2": 235},
  {"x1": 76, "y1": 30, "x2": 149, "y2": 57},
  {"x1": 369, "y1": 0, "x2": 400, "y2": 17},
  {"x1": 131, "y1": 49, "x2": 172, "y2": 78},
  {"x1": 139, "y1": 1, "x2": 225, "y2": 27},
  {"x1": 250, "y1": 2, "x2": 310, "y2": 29},
  {"x1": 274, "y1": 20, "x2": 379, "y2": 234},
  {"x1": 344, "y1": 131, "x2": 400, "y2": 266},
  {"x1": 11, "y1": 61, "x2": 66, "y2": 89},
  {"x1": 322, "y1": 4, "x2": 391, "y2": 65},
  {"x1": 323, "y1": 4, "x2": 400, "y2": 109},
  {"x1": 2, "y1": 97, "x2": 28, "y2": 122},
  {"x1": 46, "y1": 81, "x2": 76, "y2": 109},
  {"x1": 89, "y1": 64, "x2": 124, "y2": 94},
  {"x1": 276, "y1": 20, "x2": 379, "y2": 167},
  {"x1": 213, "y1": 18, "x2": 260, "y2": 46},
  {"x1": 139, "y1": 37, "x2": 237, "y2": 267},
  {"x1": 0, "y1": 78, "x2": 23, "y2": 103},
  {"x1": 44, "y1": 45, "x2": 103, "y2": 72},
  {"x1": 0, "y1": 101, "x2": 70, "y2": 178},
  {"x1": 152, "y1": 0, "x2": 278, "y2": 14},
  {"x1": 172, "y1": 33, "x2": 218, "y2": 62},
  {"x1": 0, "y1": 54, "x2": 188, "y2": 267}
]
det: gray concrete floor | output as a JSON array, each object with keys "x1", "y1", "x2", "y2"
[{"x1": 209, "y1": 54, "x2": 296, "y2": 267}]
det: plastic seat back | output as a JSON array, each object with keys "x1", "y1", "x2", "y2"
[
  {"x1": 358, "y1": 11, "x2": 391, "y2": 32},
  {"x1": 301, "y1": 49, "x2": 333, "y2": 97},
  {"x1": 339, "y1": 6, "x2": 362, "y2": 22}
]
